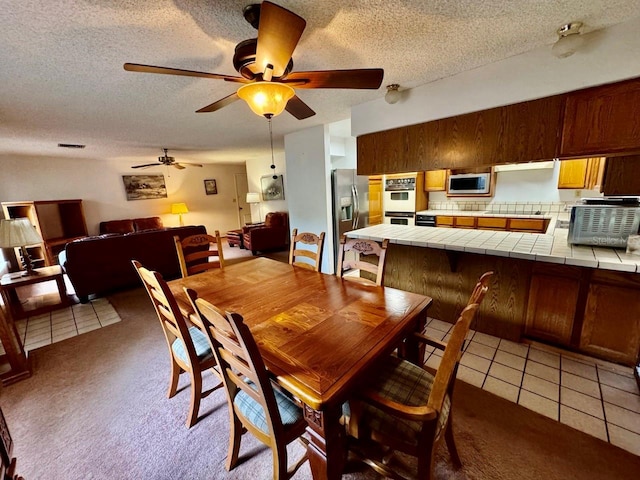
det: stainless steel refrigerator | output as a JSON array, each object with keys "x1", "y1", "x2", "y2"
[{"x1": 331, "y1": 169, "x2": 369, "y2": 267}]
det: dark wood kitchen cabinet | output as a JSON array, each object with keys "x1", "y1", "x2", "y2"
[
  {"x1": 579, "y1": 271, "x2": 640, "y2": 365},
  {"x1": 560, "y1": 77, "x2": 640, "y2": 158},
  {"x1": 357, "y1": 96, "x2": 563, "y2": 175},
  {"x1": 601, "y1": 155, "x2": 640, "y2": 195}
]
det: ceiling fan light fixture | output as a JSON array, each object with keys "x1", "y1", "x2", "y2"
[
  {"x1": 385, "y1": 84, "x2": 401, "y2": 104},
  {"x1": 552, "y1": 22, "x2": 584, "y2": 58},
  {"x1": 237, "y1": 82, "x2": 295, "y2": 118}
]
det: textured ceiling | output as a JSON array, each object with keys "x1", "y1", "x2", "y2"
[{"x1": 1, "y1": 0, "x2": 640, "y2": 165}]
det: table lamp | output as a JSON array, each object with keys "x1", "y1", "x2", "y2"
[
  {"x1": 0, "y1": 218, "x2": 44, "y2": 276},
  {"x1": 246, "y1": 193, "x2": 261, "y2": 224},
  {"x1": 171, "y1": 203, "x2": 189, "y2": 226}
]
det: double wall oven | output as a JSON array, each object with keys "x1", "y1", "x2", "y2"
[{"x1": 383, "y1": 175, "x2": 416, "y2": 225}]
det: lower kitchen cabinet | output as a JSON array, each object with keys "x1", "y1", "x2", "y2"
[
  {"x1": 525, "y1": 268, "x2": 581, "y2": 345},
  {"x1": 580, "y1": 279, "x2": 640, "y2": 365},
  {"x1": 524, "y1": 266, "x2": 640, "y2": 366}
]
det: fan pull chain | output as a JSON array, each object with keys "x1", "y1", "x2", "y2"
[{"x1": 269, "y1": 118, "x2": 277, "y2": 179}]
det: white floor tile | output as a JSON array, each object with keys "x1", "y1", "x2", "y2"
[
  {"x1": 562, "y1": 357, "x2": 598, "y2": 381},
  {"x1": 598, "y1": 369, "x2": 640, "y2": 395},
  {"x1": 493, "y1": 350, "x2": 526, "y2": 371},
  {"x1": 561, "y1": 387, "x2": 604, "y2": 419},
  {"x1": 483, "y1": 376, "x2": 519, "y2": 402},
  {"x1": 518, "y1": 390, "x2": 559, "y2": 420},
  {"x1": 456, "y1": 365, "x2": 486, "y2": 388},
  {"x1": 528, "y1": 347, "x2": 560, "y2": 369},
  {"x1": 466, "y1": 341, "x2": 496, "y2": 360},
  {"x1": 525, "y1": 360, "x2": 560, "y2": 384},
  {"x1": 559, "y1": 405, "x2": 608, "y2": 442},
  {"x1": 471, "y1": 332, "x2": 500, "y2": 348},
  {"x1": 521, "y1": 373, "x2": 559, "y2": 402},
  {"x1": 488, "y1": 362, "x2": 523, "y2": 387},
  {"x1": 460, "y1": 351, "x2": 491, "y2": 374},
  {"x1": 601, "y1": 385, "x2": 640, "y2": 414},
  {"x1": 561, "y1": 371, "x2": 601, "y2": 398},
  {"x1": 608, "y1": 424, "x2": 640, "y2": 456},
  {"x1": 604, "y1": 402, "x2": 640, "y2": 435}
]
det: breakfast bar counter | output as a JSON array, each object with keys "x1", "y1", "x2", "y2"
[
  {"x1": 346, "y1": 224, "x2": 640, "y2": 367},
  {"x1": 347, "y1": 223, "x2": 640, "y2": 273}
]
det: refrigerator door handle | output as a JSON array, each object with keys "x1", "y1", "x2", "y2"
[{"x1": 352, "y1": 184, "x2": 359, "y2": 229}]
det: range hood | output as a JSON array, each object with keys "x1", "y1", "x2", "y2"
[{"x1": 494, "y1": 161, "x2": 555, "y2": 172}]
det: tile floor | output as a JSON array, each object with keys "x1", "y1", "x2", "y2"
[
  {"x1": 423, "y1": 317, "x2": 640, "y2": 457},
  {"x1": 5, "y1": 298, "x2": 121, "y2": 353}
]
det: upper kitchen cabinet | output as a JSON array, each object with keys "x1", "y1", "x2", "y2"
[
  {"x1": 424, "y1": 169, "x2": 448, "y2": 191},
  {"x1": 601, "y1": 155, "x2": 640, "y2": 195},
  {"x1": 557, "y1": 157, "x2": 605, "y2": 190},
  {"x1": 560, "y1": 77, "x2": 640, "y2": 158},
  {"x1": 357, "y1": 96, "x2": 563, "y2": 175}
]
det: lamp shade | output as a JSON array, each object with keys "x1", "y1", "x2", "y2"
[
  {"x1": 0, "y1": 218, "x2": 43, "y2": 248},
  {"x1": 237, "y1": 82, "x2": 295, "y2": 118},
  {"x1": 171, "y1": 203, "x2": 189, "y2": 215},
  {"x1": 246, "y1": 193, "x2": 261, "y2": 204}
]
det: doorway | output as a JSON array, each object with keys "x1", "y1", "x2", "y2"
[{"x1": 234, "y1": 173, "x2": 251, "y2": 227}]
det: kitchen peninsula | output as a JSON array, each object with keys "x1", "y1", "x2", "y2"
[{"x1": 347, "y1": 222, "x2": 640, "y2": 367}]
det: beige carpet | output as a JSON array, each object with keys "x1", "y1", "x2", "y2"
[{"x1": 1, "y1": 285, "x2": 639, "y2": 479}]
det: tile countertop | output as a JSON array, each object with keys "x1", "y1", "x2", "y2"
[{"x1": 346, "y1": 223, "x2": 640, "y2": 273}]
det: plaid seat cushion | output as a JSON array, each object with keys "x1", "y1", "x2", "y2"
[
  {"x1": 234, "y1": 380, "x2": 302, "y2": 435},
  {"x1": 356, "y1": 356, "x2": 450, "y2": 447},
  {"x1": 171, "y1": 327, "x2": 213, "y2": 364}
]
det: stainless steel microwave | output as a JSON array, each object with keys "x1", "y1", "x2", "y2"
[{"x1": 447, "y1": 172, "x2": 491, "y2": 195}]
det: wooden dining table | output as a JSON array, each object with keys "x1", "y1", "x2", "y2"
[{"x1": 168, "y1": 257, "x2": 432, "y2": 480}]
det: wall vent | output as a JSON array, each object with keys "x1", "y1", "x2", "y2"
[{"x1": 58, "y1": 143, "x2": 86, "y2": 149}]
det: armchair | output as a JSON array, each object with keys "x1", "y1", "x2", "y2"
[{"x1": 242, "y1": 211, "x2": 289, "y2": 255}]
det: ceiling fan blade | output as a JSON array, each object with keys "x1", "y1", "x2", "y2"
[
  {"x1": 255, "y1": 1, "x2": 306, "y2": 78},
  {"x1": 285, "y1": 69, "x2": 384, "y2": 89},
  {"x1": 196, "y1": 92, "x2": 240, "y2": 113},
  {"x1": 131, "y1": 163, "x2": 161, "y2": 169},
  {"x1": 173, "y1": 164, "x2": 186, "y2": 170},
  {"x1": 285, "y1": 95, "x2": 315, "y2": 120},
  {"x1": 124, "y1": 63, "x2": 244, "y2": 82},
  {"x1": 181, "y1": 162, "x2": 203, "y2": 167}
]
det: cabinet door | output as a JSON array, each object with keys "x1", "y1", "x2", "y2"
[
  {"x1": 602, "y1": 155, "x2": 640, "y2": 195},
  {"x1": 477, "y1": 217, "x2": 508, "y2": 230},
  {"x1": 436, "y1": 216, "x2": 454, "y2": 227},
  {"x1": 368, "y1": 176, "x2": 383, "y2": 226},
  {"x1": 424, "y1": 170, "x2": 447, "y2": 191},
  {"x1": 561, "y1": 77, "x2": 640, "y2": 158},
  {"x1": 454, "y1": 216, "x2": 476, "y2": 229},
  {"x1": 580, "y1": 283, "x2": 640, "y2": 365},
  {"x1": 525, "y1": 273, "x2": 580, "y2": 345},
  {"x1": 508, "y1": 218, "x2": 547, "y2": 232},
  {"x1": 557, "y1": 159, "x2": 588, "y2": 188}
]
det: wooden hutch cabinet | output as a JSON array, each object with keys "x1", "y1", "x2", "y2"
[{"x1": 1, "y1": 200, "x2": 87, "y2": 269}]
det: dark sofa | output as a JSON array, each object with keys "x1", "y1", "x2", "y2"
[{"x1": 60, "y1": 221, "x2": 206, "y2": 302}]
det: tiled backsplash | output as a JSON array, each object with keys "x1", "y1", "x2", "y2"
[{"x1": 428, "y1": 201, "x2": 569, "y2": 214}]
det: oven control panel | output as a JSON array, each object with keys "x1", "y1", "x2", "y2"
[{"x1": 385, "y1": 177, "x2": 415, "y2": 191}]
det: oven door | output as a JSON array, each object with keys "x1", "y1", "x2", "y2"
[{"x1": 384, "y1": 211, "x2": 415, "y2": 225}]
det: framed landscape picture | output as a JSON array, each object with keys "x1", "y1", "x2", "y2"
[
  {"x1": 261, "y1": 174, "x2": 285, "y2": 201},
  {"x1": 204, "y1": 179, "x2": 217, "y2": 195},
  {"x1": 122, "y1": 174, "x2": 167, "y2": 201}
]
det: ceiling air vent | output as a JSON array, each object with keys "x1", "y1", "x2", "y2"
[{"x1": 58, "y1": 143, "x2": 86, "y2": 149}]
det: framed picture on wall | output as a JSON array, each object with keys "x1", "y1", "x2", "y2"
[
  {"x1": 261, "y1": 174, "x2": 285, "y2": 201},
  {"x1": 204, "y1": 179, "x2": 217, "y2": 195},
  {"x1": 122, "y1": 174, "x2": 167, "y2": 201}
]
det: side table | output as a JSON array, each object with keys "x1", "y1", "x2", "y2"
[
  {"x1": 0, "y1": 265, "x2": 71, "y2": 320},
  {"x1": 226, "y1": 229, "x2": 244, "y2": 249}
]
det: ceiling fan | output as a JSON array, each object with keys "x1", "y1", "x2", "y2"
[
  {"x1": 123, "y1": 1, "x2": 384, "y2": 120},
  {"x1": 131, "y1": 149, "x2": 203, "y2": 170}
]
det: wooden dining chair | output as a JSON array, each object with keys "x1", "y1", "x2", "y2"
[
  {"x1": 185, "y1": 288, "x2": 309, "y2": 480},
  {"x1": 345, "y1": 272, "x2": 493, "y2": 480},
  {"x1": 288, "y1": 228, "x2": 325, "y2": 271},
  {"x1": 132, "y1": 260, "x2": 222, "y2": 428},
  {"x1": 337, "y1": 236, "x2": 389, "y2": 286},
  {"x1": 174, "y1": 231, "x2": 224, "y2": 278}
]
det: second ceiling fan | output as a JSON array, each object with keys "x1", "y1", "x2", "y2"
[{"x1": 124, "y1": 1, "x2": 384, "y2": 120}]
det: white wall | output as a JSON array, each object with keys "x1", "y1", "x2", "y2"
[
  {"x1": 284, "y1": 124, "x2": 334, "y2": 273},
  {"x1": 352, "y1": 17, "x2": 640, "y2": 138},
  {"x1": 245, "y1": 152, "x2": 288, "y2": 223},
  {"x1": 0, "y1": 154, "x2": 246, "y2": 235}
]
